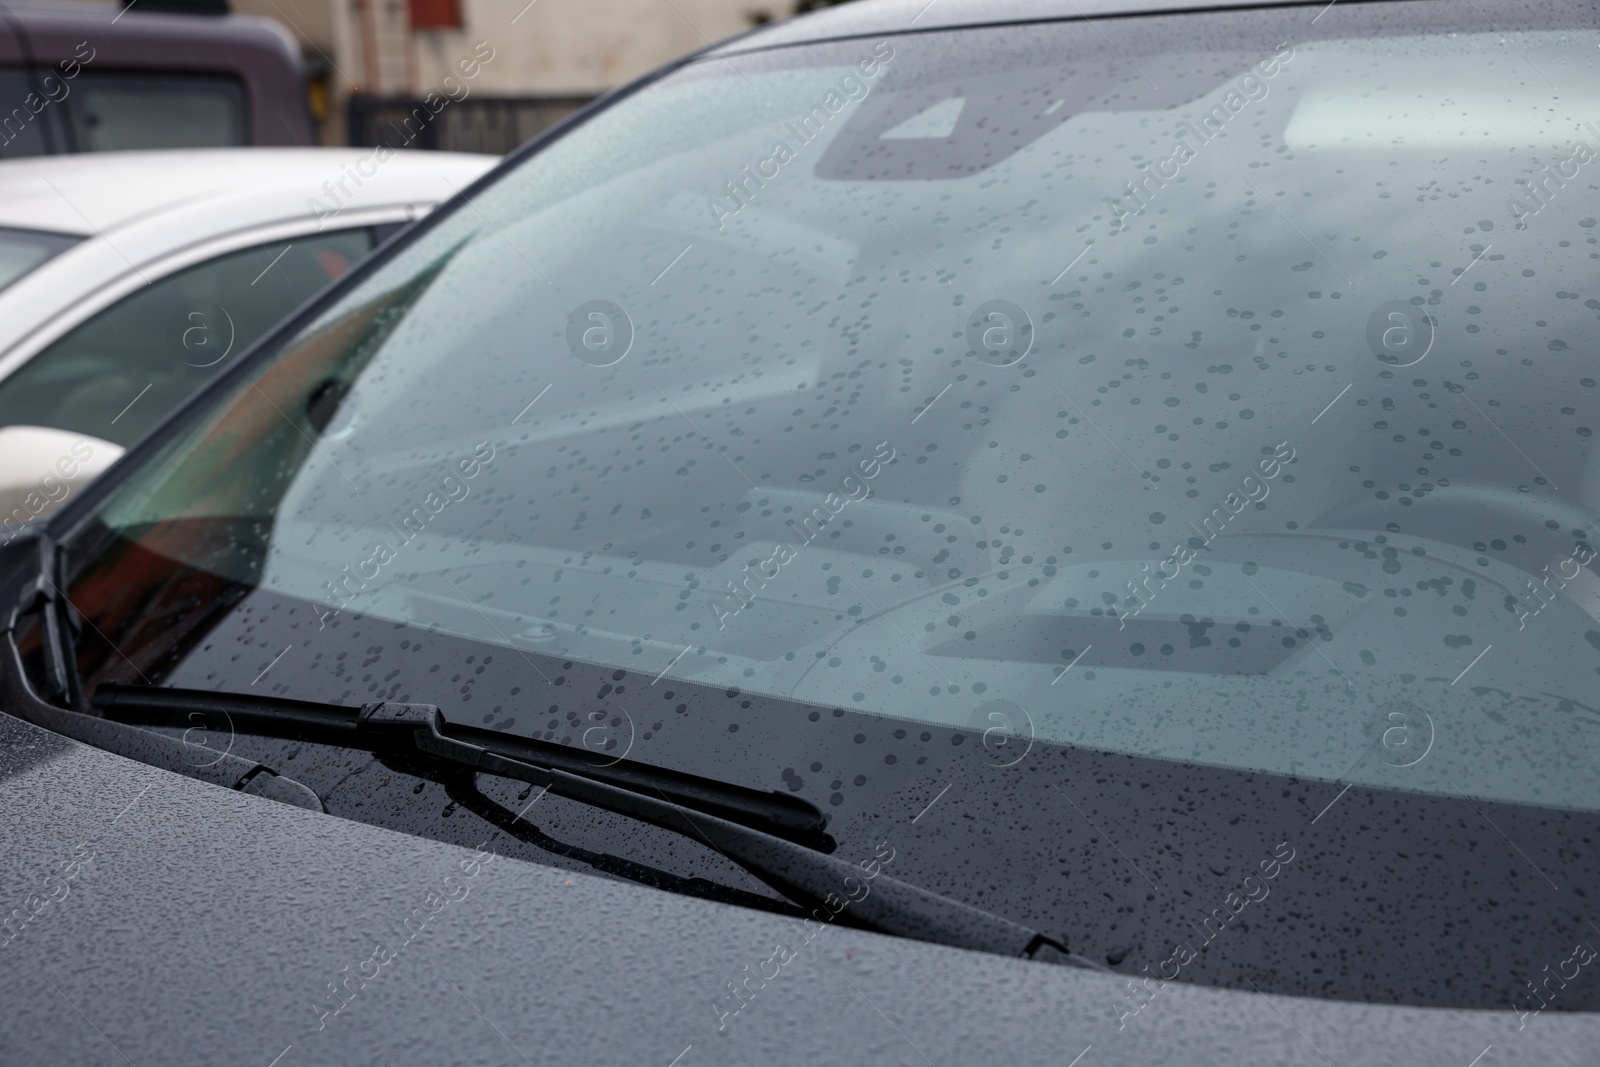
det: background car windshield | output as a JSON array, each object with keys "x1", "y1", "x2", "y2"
[
  {"x1": 96, "y1": 0, "x2": 1600, "y2": 815},
  {"x1": 0, "y1": 224, "x2": 78, "y2": 294}
]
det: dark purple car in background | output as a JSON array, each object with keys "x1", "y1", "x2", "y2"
[{"x1": 0, "y1": 0, "x2": 312, "y2": 157}]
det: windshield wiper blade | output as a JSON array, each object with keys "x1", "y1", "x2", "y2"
[
  {"x1": 93, "y1": 683, "x2": 1099, "y2": 967},
  {"x1": 92, "y1": 682, "x2": 828, "y2": 845}
]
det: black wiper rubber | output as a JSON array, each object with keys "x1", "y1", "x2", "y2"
[
  {"x1": 92, "y1": 682, "x2": 828, "y2": 844},
  {"x1": 93, "y1": 684, "x2": 1097, "y2": 966}
]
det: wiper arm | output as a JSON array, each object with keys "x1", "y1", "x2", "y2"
[
  {"x1": 94, "y1": 683, "x2": 1100, "y2": 967},
  {"x1": 440, "y1": 773, "x2": 808, "y2": 919},
  {"x1": 15, "y1": 532, "x2": 80, "y2": 708},
  {"x1": 93, "y1": 682, "x2": 828, "y2": 845},
  {"x1": 1, "y1": 534, "x2": 323, "y2": 811}
]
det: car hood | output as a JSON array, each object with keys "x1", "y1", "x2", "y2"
[{"x1": 0, "y1": 709, "x2": 1592, "y2": 1066}]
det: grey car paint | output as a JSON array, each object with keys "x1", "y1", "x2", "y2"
[{"x1": 2, "y1": 708, "x2": 1594, "y2": 1065}]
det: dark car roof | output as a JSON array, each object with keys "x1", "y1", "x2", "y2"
[
  {"x1": 0, "y1": 1, "x2": 312, "y2": 146},
  {"x1": 712, "y1": 0, "x2": 1333, "y2": 54}
]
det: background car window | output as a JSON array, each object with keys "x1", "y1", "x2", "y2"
[
  {"x1": 0, "y1": 69, "x2": 53, "y2": 158},
  {"x1": 0, "y1": 225, "x2": 78, "y2": 294},
  {"x1": 0, "y1": 228, "x2": 372, "y2": 447},
  {"x1": 63, "y1": 72, "x2": 247, "y2": 151}
]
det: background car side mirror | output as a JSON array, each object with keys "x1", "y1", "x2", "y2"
[{"x1": 0, "y1": 426, "x2": 124, "y2": 533}]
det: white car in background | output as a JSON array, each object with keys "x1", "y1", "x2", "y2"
[{"x1": 0, "y1": 148, "x2": 497, "y2": 530}]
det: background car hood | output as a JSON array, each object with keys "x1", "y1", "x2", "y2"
[{"x1": 1, "y1": 709, "x2": 1592, "y2": 1066}]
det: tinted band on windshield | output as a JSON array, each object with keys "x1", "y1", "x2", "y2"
[{"x1": 49, "y1": 0, "x2": 1600, "y2": 1011}]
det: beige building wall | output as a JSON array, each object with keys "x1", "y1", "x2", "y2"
[
  {"x1": 233, "y1": 0, "x2": 769, "y2": 95},
  {"x1": 243, "y1": 0, "x2": 769, "y2": 143},
  {"x1": 433, "y1": 0, "x2": 765, "y2": 95},
  {"x1": 39, "y1": 0, "x2": 780, "y2": 143}
]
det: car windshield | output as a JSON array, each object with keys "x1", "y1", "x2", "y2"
[
  {"x1": 0, "y1": 225, "x2": 78, "y2": 294},
  {"x1": 51, "y1": 0, "x2": 1600, "y2": 1009}
]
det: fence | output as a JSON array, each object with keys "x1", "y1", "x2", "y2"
[{"x1": 346, "y1": 94, "x2": 597, "y2": 155}]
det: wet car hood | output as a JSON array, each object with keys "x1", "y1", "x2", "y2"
[{"x1": 1, "y1": 708, "x2": 1592, "y2": 1066}]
